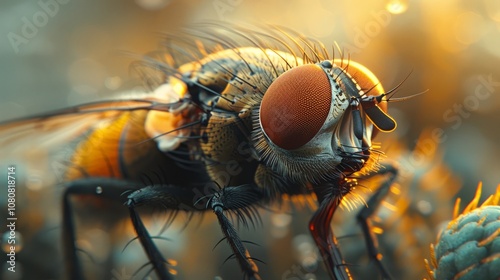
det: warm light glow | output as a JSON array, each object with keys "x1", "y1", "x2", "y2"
[
  {"x1": 454, "y1": 12, "x2": 486, "y2": 45},
  {"x1": 372, "y1": 226, "x2": 384, "y2": 234},
  {"x1": 386, "y1": 0, "x2": 408, "y2": 15},
  {"x1": 485, "y1": 0, "x2": 500, "y2": 22}
]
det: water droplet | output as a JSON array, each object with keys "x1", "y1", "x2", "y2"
[{"x1": 96, "y1": 186, "x2": 103, "y2": 194}]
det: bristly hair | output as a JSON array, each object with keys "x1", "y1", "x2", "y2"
[
  {"x1": 130, "y1": 22, "x2": 345, "y2": 92},
  {"x1": 129, "y1": 22, "x2": 404, "y2": 209},
  {"x1": 128, "y1": 23, "x2": 350, "y2": 152}
]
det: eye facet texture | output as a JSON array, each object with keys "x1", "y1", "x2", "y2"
[{"x1": 260, "y1": 64, "x2": 331, "y2": 150}]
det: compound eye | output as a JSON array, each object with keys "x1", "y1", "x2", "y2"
[{"x1": 259, "y1": 64, "x2": 332, "y2": 150}]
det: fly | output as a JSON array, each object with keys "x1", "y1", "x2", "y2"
[{"x1": 0, "y1": 23, "x2": 413, "y2": 280}]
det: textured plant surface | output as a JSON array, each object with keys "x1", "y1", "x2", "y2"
[{"x1": 426, "y1": 183, "x2": 500, "y2": 280}]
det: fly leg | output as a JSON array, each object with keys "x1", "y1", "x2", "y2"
[
  {"x1": 309, "y1": 163, "x2": 398, "y2": 280},
  {"x1": 208, "y1": 184, "x2": 264, "y2": 280},
  {"x1": 356, "y1": 163, "x2": 398, "y2": 280},
  {"x1": 126, "y1": 184, "x2": 203, "y2": 280},
  {"x1": 63, "y1": 178, "x2": 139, "y2": 280},
  {"x1": 309, "y1": 179, "x2": 355, "y2": 280},
  {"x1": 126, "y1": 183, "x2": 265, "y2": 280}
]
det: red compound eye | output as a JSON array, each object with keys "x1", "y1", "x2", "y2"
[{"x1": 260, "y1": 64, "x2": 332, "y2": 150}]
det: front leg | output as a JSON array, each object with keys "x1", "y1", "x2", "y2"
[
  {"x1": 309, "y1": 178, "x2": 355, "y2": 280},
  {"x1": 310, "y1": 163, "x2": 398, "y2": 280}
]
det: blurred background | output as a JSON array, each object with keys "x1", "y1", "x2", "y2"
[{"x1": 1, "y1": 0, "x2": 499, "y2": 279}]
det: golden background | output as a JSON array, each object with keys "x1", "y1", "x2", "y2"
[{"x1": 1, "y1": 0, "x2": 499, "y2": 279}]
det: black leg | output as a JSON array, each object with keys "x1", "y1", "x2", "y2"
[
  {"x1": 62, "y1": 178, "x2": 139, "y2": 280},
  {"x1": 209, "y1": 184, "x2": 264, "y2": 280},
  {"x1": 356, "y1": 163, "x2": 398, "y2": 280},
  {"x1": 126, "y1": 183, "x2": 264, "y2": 280},
  {"x1": 128, "y1": 204, "x2": 171, "y2": 280},
  {"x1": 126, "y1": 184, "x2": 201, "y2": 280}
]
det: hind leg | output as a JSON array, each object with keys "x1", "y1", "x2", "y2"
[{"x1": 62, "y1": 178, "x2": 139, "y2": 280}]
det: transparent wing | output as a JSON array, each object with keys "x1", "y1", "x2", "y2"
[
  {"x1": 0, "y1": 90, "x2": 194, "y2": 279},
  {"x1": 0, "y1": 98, "x2": 183, "y2": 154}
]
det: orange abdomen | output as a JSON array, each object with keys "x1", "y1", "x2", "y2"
[{"x1": 64, "y1": 111, "x2": 165, "y2": 181}]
